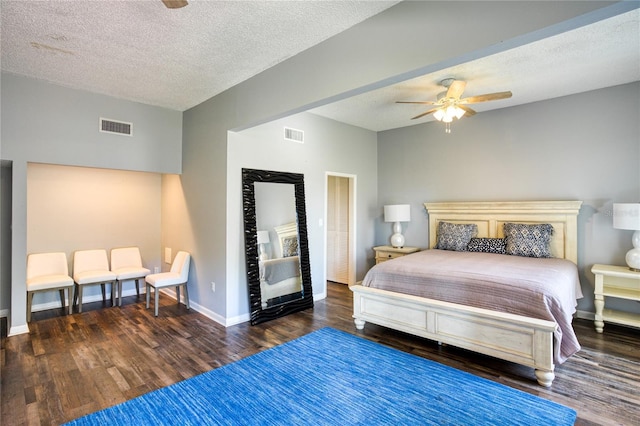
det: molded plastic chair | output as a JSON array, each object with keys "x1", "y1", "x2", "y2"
[
  {"x1": 26, "y1": 252, "x2": 75, "y2": 322},
  {"x1": 145, "y1": 251, "x2": 190, "y2": 317},
  {"x1": 73, "y1": 249, "x2": 117, "y2": 313},
  {"x1": 110, "y1": 247, "x2": 150, "y2": 306}
]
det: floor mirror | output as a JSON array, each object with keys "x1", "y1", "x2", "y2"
[{"x1": 242, "y1": 168, "x2": 313, "y2": 325}]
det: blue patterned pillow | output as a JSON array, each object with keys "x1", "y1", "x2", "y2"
[
  {"x1": 435, "y1": 222, "x2": 478, "y2": 251},
  {"x1": 467, "y1": 238, "x2": 506, "y2": 254},
  {"x1": 504, "y1": 223, "x2": 554, "y2": 258}
]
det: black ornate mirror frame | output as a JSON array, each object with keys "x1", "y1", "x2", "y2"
[{"x1": 242, "y1": 168, "x2": 313, "y2": 325}]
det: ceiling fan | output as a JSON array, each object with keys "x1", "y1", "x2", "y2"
[
  {"x1": 397, "y1": 78, "x2": 512, "y2": 132},
  {"x1": 162, "y1": 0, "x2": 188, "y2": 9}
]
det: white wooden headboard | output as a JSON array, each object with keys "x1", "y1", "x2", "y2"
[{"x1": 424, "y1": 201, "x2": 582, "y2": 264}]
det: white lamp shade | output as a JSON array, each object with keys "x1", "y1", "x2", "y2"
[
  {"x1": 257, "y1": 230, "x2": 270, "y2": 244},
  {"x1": 613, "y1": 203, "x2": 640, "y2": 230},
  {"x1": 384, "y1": 205, "x2": 411, "y2": 223}
]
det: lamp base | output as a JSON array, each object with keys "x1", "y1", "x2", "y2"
[
  {"x1": 625, "y1": 230, "x2": 640, "y2": 272},
  {"x1": 259, "y1": 244, "x2": 269, "y2": 262},
  {"x1": 625, "y1": 248, "x2": 640, "y2": 272},
  {"x1": 390, "y1": 221, "x2": 405, "y2": 248},
  {"x1": 390, "y1": 233, "x2": 405, "y2": 248}
]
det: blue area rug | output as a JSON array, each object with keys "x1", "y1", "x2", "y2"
[{"x1": 67, "y1": 327, "x2": 576, "y2": 425}]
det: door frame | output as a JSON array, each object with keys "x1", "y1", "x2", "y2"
[{"x1": 324, "y1": 171, "x2": 357, "y2": 288}]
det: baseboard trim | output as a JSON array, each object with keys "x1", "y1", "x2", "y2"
[{"x1": 576, "y1": 310, "x2": 595, "y2": 321}]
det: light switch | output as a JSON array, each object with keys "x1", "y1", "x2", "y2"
[{"x1": 164, "y1": 247, "x2": 172, "y2": 264}]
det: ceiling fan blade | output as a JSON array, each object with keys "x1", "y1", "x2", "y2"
[
  {"x1": 457, "y1": 105, "x2": 477, "y2": 116},
  {"x1": 396, "y1": 101, "x2": 437, "y2": 105},
  {"x1": 411, "y1": 108, "x2": 440, "y2": 120},
  {"x1": 461, "y1": 91, "x2": 512, "y2": 104},
  {"x1": 162, "y1": 0, "x2": 188, "y2": 8},
  {"x1": 446, "y1": 80, "x2": 466, "y2": 99}
]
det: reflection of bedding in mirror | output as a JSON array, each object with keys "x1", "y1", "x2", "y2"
[
  {"x1": 259, "y1": 255, "x2": 302, "y2": 308},
  {"x1": 254, "y1": 182, "x2": 303, "y2": 307}
]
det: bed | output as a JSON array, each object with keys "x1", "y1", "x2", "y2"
[{"x1": 351, "y1": 200, "x2": 583, "y2": 386}]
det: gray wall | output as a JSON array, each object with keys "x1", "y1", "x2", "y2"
[
  {"x1": 1, "y1": 73, "x2": 182, "y2": 334},
  {"x1": 226, "y1": 112, "x2": 377, "y2": 323},
  {"x1": 376, "y1": 82, "x2": 640, "y2": 316},
  {"x1": 173, "y1": 0, "x2": 615, "y2": 326},
  {"x1": 1, "y1": 1, "x2": 629, "y2": 330},
  {"x1": 0, "y1": 162, "x2": 12, "y2": 315}
]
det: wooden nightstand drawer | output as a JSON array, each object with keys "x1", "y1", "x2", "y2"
[
  {"x1": 376, "y1": 251, "x2": 405, "y2": 261},
  {"x1": 373, "y1": 246, "x2": 420, "y2": 264}
]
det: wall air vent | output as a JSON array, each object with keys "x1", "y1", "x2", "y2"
[
  {"x1": 100, "y1": 118, "x2": 133, "y2": 136},
  {"x1": 284, "y1": 127, "x2": 304, "y2": 143}
]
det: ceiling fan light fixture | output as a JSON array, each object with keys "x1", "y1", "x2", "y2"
[
  {"x1": 397, "y1": 79, "x2": 512, "y2": 134},
  {"x1": 433, "y1": 109, "x2": 445, "y2": 121}
]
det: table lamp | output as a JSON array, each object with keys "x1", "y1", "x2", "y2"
[
  {"x1": 613, "y1": 203, "x2": 640, "y2": 271},
  {"x1": 384, "y1": 204, "x2": 411, "y2": 248}
]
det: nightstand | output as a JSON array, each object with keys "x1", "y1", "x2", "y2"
[
  {"x1": 591, "y1": 264, "x2": 640, "y2": 333},
  {"x1": 373, "y1": 245, "x2": 420, "y2": 264}
]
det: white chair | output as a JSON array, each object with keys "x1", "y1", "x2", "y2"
[
  {"x1": 26, "y1": 252, "x2": 75, "y2": 322},
  {"x1": 72, "y1": 249, "x2": 117, "y2": 313},
  {"x1": 145, "y1": 251, "x2": 190, "y2": 317},
  {"x1": 110, "y1": 247, "x2": 150, "y2": 306}
]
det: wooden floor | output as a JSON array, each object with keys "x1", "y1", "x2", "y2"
[{"x1": 2, "y1": 282, "x2": 639, "y2": 425}]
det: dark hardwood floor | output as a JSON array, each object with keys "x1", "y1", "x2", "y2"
[{"x1": 2, "y1": 282, "x2": 639, "y2": 425}]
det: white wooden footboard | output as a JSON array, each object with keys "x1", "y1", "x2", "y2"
[{"x1": 351, "y1": 285, "x2": 557, "y2": 386}]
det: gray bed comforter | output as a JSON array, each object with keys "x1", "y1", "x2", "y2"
[{"x1": 362, "y1": 249, "x2": 583, "y2": 364}]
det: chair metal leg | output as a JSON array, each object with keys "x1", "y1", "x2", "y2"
[
  {"x1": 117, "y1": 280, "x2": 123, "y2": 307},
  {"x1": 176, "y1": 286, "x2": 181, "y2": 306},
  {"x1": 77, "y1": 285, "x2": 84, "y2": 313},
  {"x1": 59, "y1": 289, "x2": 66, "y2": 310},
  {"x1": 67, "y1": 286, "x2": 73, "y2": 315},
  {"x1": 100, "y1": 283, "x2": 106, "y2": 302},
  {"x1": 146, "y1": 284, "x2": 151, "y2": 309},
  {"x1": 135, "y1": 279, "x2": 140, "y2": 297},
  {"x1": 155, "y1": 288, "x2": 160, "y2": 317},
  {"x1": 27, "y1": 291, "x2": 34, "y2": 322},
  {"x1": 183, "y1": 283, "x2": 190, "y2": 310}
]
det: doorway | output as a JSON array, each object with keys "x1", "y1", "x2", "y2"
[{"x1": 325, "y1": 173, "x2": 356, "y2": 286}]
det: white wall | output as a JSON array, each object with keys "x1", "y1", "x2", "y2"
[
  {"x1": 26, "y1": 163, "x2": 162, "y2": 310},
  {"x1": 376, "y1": 82, "x2": 640, "y2": 316}
]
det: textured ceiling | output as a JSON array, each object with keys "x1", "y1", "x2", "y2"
[
  {"x1": 1, "y1": 0, "x2": 398, "y2": 111},
  {"x1": 311, "y1": 8, "x2": 640, "y2": 131},
  {"x1": 1, "y1": 1, "x2": 638, "y2": 132}
]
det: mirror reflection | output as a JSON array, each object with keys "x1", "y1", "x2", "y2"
[
  {"x1": 242, "y1": 168, "x2": 313, "y2": 325},
  {"x1": 254, "y1": 182, "x2": 303, "y2": 308}
]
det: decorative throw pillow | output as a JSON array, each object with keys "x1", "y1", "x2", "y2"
[
  {"x1": 503, "y1": 222, "x2": 554, "y2": 258},
  {"x1": 282, "y1": 236, "x2": 298, "y2": 257},
  {"x1": 467, "y1": 238, "x2": 506, "y2": 254},
  {"x1": 435, "y1": 222, "x2": 478, "y2": 251}
]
